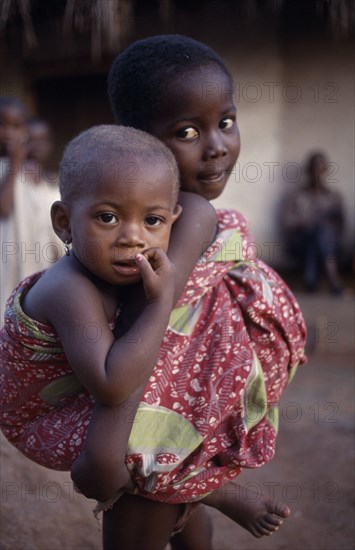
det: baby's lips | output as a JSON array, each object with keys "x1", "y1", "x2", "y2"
[{"x1": 115, "y1": 258, "x2": 137, "y2": 267}]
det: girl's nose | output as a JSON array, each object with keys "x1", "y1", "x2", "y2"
[{"x1": 202, "y1": 132, "x2": 228, "y2": 160}]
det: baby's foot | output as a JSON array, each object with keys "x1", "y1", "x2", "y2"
[{"x1": 202, "y1": 481, "x2": 291, "y2": 538}]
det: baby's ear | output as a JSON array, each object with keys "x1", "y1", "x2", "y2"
[
  {"x1": 51, "y1": 201, "x2": 71, "y2": 243},
  {"x1": 172, "y1": 203, "x2": 183, "y2": 224}
]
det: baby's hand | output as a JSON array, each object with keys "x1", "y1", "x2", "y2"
[{"x1": 135, "y1": 248, "x2": 175, "y2": 303}]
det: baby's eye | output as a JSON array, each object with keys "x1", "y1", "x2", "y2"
[
  {"x1": 145, "y1": 216, "x2": 162, "y2": 227},
  {"x1": 176, "y1": 127, "x2": 199, "y2": 140},
  {"x1": 219, "y1": 117, "x2": 235, "y2": 130},
  {"x1": 98, "y1": 213, "x2": 117, "y2": 224}
]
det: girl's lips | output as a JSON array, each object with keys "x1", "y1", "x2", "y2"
[{"x1": 197, "y1": 172, "x2": 225, "y2": 184}]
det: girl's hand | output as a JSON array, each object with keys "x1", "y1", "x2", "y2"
[{"x1": 135, "y1": 248, "x2": 175, "y2": 303}]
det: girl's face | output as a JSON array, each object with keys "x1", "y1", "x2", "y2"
[
  {"x1": 0, "y1": 105, "x2": 27, "y2": 155},
  {"x1": 149, "y1": 65, "x2": 240, "y2": 200},
  {"x1": 65, "y1": 155, "x2": 181, "y2": 286}
]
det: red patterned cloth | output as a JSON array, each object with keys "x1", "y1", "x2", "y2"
[{"x1": 0, "y1": 209, "x2": 306, "y2": 503}]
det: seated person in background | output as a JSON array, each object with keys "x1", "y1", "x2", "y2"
[{"x1": 282, "y1": 152, "x2": 345, "y2": 294}]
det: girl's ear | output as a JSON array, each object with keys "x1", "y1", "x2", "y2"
[
  {"x1": 51, "y1": 201, "x2": 71, "y2": 243},
  {"x1": 171, "y1": 203, "x2": 183, "y2": 224}
]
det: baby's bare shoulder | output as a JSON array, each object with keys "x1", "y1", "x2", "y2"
[{"x1": 22, "y1": 257, "x2": 95, "y2": 324}]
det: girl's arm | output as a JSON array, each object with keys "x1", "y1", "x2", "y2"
[{"x1": 169, "y1": 191, "x2": 217, "y2": 303}]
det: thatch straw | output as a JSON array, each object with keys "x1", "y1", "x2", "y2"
[
  {"x1": 1, "y1": 0, "x2": 37, "y2": 47},
  {"x1": 1, "y1": 0, "x2": 354, "y2": 59},
  {"x1": 63, "y1": 0, "x2": 134, "y2": 60}
]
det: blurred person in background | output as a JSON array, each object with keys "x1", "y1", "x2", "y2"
[
  {"x1": 0, "y1": 99, "x2": 61, "y2": 321},
  {"x1": 25, "y1": 117, "x2": 58, "y2": 186},
  {"x1": 282, "y1": 152, "x2": 345, "y2": 295}
]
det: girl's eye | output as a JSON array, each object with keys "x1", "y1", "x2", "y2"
[
  {"x1": 176, "y1": 127, "x2": 199, "y2": 140},
  {"x1": 220, "y1": 117, "x2": 235, "y2": 130},
  {"x1": 145, "y1": 216, "x2": 162, "y2": 227},
  {"x1": 98, "y1": 213, "x2": 117, "y2": 224}
]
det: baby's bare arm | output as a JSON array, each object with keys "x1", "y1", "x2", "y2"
[
  {"x1": 23, "y1": 249, "x2": 176, "y2": 406},
  {"x1": 71, "y1": 394, "x2": 141, "y2": 502}
]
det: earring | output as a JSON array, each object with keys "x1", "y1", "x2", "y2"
[{"x1": 64, "y1": 240, "x2": 71, "y2": 256}]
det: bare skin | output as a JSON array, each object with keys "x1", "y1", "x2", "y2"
[
  {"x1": 170, "y1": 506, "x2": 213, "y2": 550},
  {"x1": 103, "y1": 493, "x2": 181, "y2": 550},
  {"x1": 100, "y1": 481, "x2": 291, "y2": 550},
  {"x1": 202, "y1": 481, "x2": 291, "y2": 538},
  {"x1": 169, "y1": 483, "x2": 291, "y2": 549}
]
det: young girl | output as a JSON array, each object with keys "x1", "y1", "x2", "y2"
[{"x1": 101, "y1": 34, "x2": 306, "y2": 547}]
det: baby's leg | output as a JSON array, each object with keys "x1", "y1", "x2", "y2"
[
  {"x1": 71, "y1": 387, "x2": 143, "y2": 502},
  {"x1": 202, "y1": 481, "x2": 291, "y2": 538},
  {"x1": 170, "y1": 505, "x2": 213, "y2": 550},
  {"x1": 103, "y1": 493, "x2": 180, "y2": 550}
]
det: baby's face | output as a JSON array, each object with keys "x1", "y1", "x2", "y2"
[
  {"x1": 68, "y1": 155, "x2": 180, "y2": 286},
  {"x1": 149, "y1": 65, "x2": 240, "y2": 200}
]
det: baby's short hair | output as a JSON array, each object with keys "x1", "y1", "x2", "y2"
[
  {"x1": 59, "y1": 125, "x2": 179, "y2": 203},
  {"x1": 108, "y1": 34, "x2": 232, "y2": 131}
]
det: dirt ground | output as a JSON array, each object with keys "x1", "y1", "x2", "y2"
[{"x1": 0, "y1": 291, "x2": 354, "y2": 550}]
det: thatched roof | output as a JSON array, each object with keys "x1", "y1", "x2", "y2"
[{"x1": 1, "y1": 0, "x2": 354, "y2": 61}]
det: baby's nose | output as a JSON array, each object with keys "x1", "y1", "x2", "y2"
[{"x1": 116, "y1": 224, "x2": 145, "y2": 248}]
